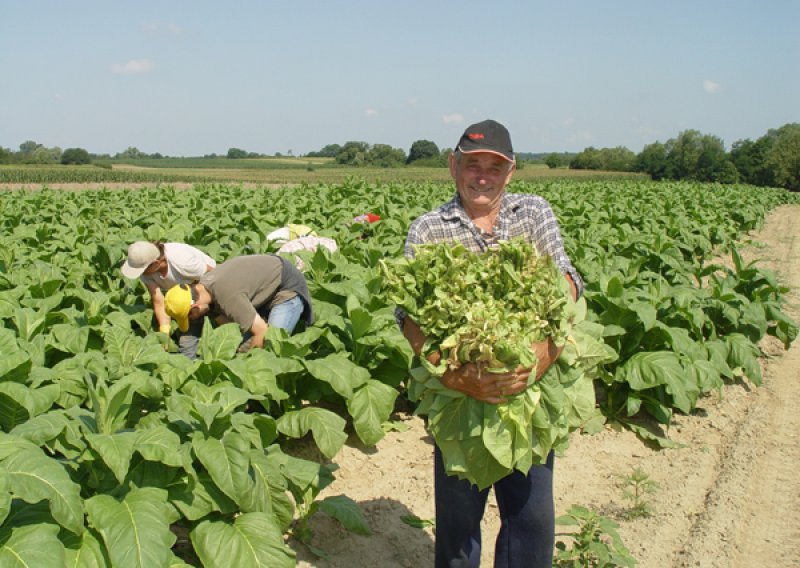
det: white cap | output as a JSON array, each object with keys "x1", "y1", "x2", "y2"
[{"x1": 121, "y1": 241, "x2": 160, "y2": 279}]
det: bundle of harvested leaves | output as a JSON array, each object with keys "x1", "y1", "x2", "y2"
[{"x1": 382, "y1": 239, "x2": 615, "y2": 488}]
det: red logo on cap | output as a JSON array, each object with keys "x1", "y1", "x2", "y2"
[{"x1": 468, "y1": 133, "x2": 485, "y2": 140}]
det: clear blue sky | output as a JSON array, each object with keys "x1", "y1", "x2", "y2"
[{"x1": 1, "y1": 1, "x2": 798, "y2": 157}]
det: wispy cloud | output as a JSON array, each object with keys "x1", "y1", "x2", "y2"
[
  {"x1": 110, "y1": 59, "x2": 155, "y2": 75},
  {"x1": 365, "y1": 109, "x2": 379, "y2": 118},
  {"x1": 141, "y1": 21, "x2": 184, "y2": 35},
  {"x1": 703, "y1": 80, "x2": 721, "y2": 94},
  {"x1": 442, "y1": 113, "x2": 464, "y2": 125}
]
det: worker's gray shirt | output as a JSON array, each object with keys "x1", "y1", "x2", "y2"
[{"x1": 200, "y1": 255, "x2": 313, "y2": 332}]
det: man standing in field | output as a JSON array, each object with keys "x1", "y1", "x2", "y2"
[
  {"x1": 398, "y1": 119, "x2": 583, "y2": 567},
  {"x1": 163, "y1": 254, "x2": 313, "y2": 350}
]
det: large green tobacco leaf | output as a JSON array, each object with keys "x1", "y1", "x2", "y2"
[
  {"x1": 85, "y1": 432, "x2": 138, "y2": 483},
  {"x1": 304, "y1": 352, "x2": 371, "y2": 398},
  {"x1": 192, "y1": 511, "x2": 295, "y2": 568},
  {"x1": 248, "y1": 450, "x2": 295, "y2": 529},
  {"x1": 346, "y1": 379, "x2": 399, "y2": 445},
  {"x1": 86, "y1": 488, "x2": 177, "y2": 568},
  {"x1": 12, "y1": 307, "x2": 47, "y2": 342},
  {"x1": 198, "y1": 322, "x2": 241, "y2": 362},
  {"x1": 134, "y1": 425, "x2": 188, "y2": 469},
  {"x1": 0, "y1": 433, "x2": 84, "y2": 534},
  {"x1": 725, "y1": 333, "x2": 762, "y2": 385},
  {"x1": 50, "y1": 323, "x2": 90, "y2": 355},
  {"x1": 85, "y1": 373, "x2": 157, "y2": 435},
  {"x1": 62, "y1": 528, "x2": 111, "y2": 568},
  {"x1": 0, "y1": 523, "x2": 66, "y2": 567},
  {"x1": 103, "y1": 327, "x2": 167, "y2": 372},
  {"x1": 223, "y1": 350, "x2": 290, "y2": 401},
  {"x1": 171, "y1": 470, "x2": 237, "y2": 521},
  {"x1": 0, "y1": 328, "x2": 31, "y2": 382},
  {"x1": 0, "y1": 382, "x2": 60, "y2": 432},
  {"x1": 191, "y1": 432, "x2": 251, "y2": 505},
  {"x1": 618, "y1": 351, "x2": 695, "y2": 413},
  {"x1": 276, "y1": 408, "x2": 347, "y2": 459},
  {"x1": 315, "y1": 494, "x2": 372, "y2": 535}
]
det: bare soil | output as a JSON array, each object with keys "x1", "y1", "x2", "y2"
[{"x1": 290, "y1": 205, "x2": 800, "y2": 568}]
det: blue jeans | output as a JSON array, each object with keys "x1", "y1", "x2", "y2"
[
  {"x1": 239, "y1": 296, "x2": 305, "y2": 352},
  {"x1": 434, "y1": 447, "x2": 555, "y2": 568},
  {"x1": 263, "y1": 295, "x2": 304, "y2": 332}
]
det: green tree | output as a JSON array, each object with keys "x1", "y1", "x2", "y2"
[
  {"x1": 18, "y1": 140, "x2": 41, "y2": 155},
  {"x1": 407, "y1": 140, "x2": 440, "y2": 164},
  {"x1": 307, "y1": 144, "x2": 342, "y2": 158},
  {"x1": 29, "y1": 146, "x2": 61, "y2": 164},
  {"x1": 634, "y1": 142, "x2": 668, "y2": 180},
  {"x1": 602, "y1": 147, "x2": 636, "y2": 171},
  {"x1": 570, "y1": 147, "x2": 602, "y2": 170},
  {"x1": 367, "y1": 144, "x2": 406, "y2": 167},
  {"x1": 695, "y1": 135, "x2": 737, "y2": 183},
  {"x1": 730, "y1": 139, "x2": 771, "y2": 185},
  {"x1": 226, "y1": 147, "x2": 248, "y2": 159},
  {"x1": 61, "y1": 147, "x2": 91, "y2": 165},
  {"x1": 335, "y1": 141, "x2": 369, "y2": 165},
  {"x1": 765, "y1": 123, "x2": 800, "y2": 190},
  {"x1": 569, "y1": 147, "x2": 634, "y2": 171},
  {"x1": 544, "y1": 153, "x2": 563, "y2": 169},
  {"x1": 661, "y1": 130, "x2": 734, "y2": 182},
  {"x1": 0, "y1": 147, "x2": 11, "y2": 164},
  {"x1": 115, "y1": 147, "x2": 147, "y2": 159},
  {"x1": 665, "y1": 130, "x2": 704, "y2": 179}
]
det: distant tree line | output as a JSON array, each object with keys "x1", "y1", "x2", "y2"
[
  {"x1": 0, "y1": 141, "x2": 93, "y2": 166},
  {"x1": 305, "y1": 140, "x2": 450, "y2": 168},
  {"x1": 561, "y1": 123, "x2": 799, "y2": 191},
  {"x1": 2, "y1": 122, "x2": 797, "y2": 190}
]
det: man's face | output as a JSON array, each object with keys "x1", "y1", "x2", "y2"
[
  {"x1": 450, "y1": 152, "x2": 515, "y2": 211},
  {"x1": 188, "y1": 302, "x2": 211, "y2": 321}
]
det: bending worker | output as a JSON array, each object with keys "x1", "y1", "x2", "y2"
[{"x1": 163, "y1": 254, "x2": 313, "y2": 350}]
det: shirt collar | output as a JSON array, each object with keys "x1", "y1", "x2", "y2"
[{"x1": 443, "y1": 192, "x2": 511, "y2": 227}]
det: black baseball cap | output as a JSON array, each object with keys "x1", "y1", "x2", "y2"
[{"x1": 456, "y1": 119, "x2": 514, "y2": 162}]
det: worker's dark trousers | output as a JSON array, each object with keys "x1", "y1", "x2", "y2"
[{"x1": 434, "y1": 447, "x2": 555, "y2": 568}]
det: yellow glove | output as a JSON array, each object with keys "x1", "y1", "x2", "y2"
[{"x1": 159, "y1": 324, "x2": 171, "y2": 335}]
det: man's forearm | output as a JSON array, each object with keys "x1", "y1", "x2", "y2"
[{"x1": 402, "y1": 317, "x2": 441, "y2": 365}]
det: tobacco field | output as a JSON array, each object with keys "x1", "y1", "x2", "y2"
[{"x1": 0, "y1": 179, "x2": 797, "y2": 567}]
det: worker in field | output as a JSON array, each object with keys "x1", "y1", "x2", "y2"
[
  {"x1": 277, "y1": 235, "x2": 338, "y2": 270},
  {"x1": 396, "y1": 119, "x2": 582, "y2": 568},
  {"x1": 352, "y1": 211, "x2": 381, "y2": 240},
  {"x1": 265, "y1": 223, "x2": 317, "y2": 245},
  {"x1": 121, "y1": 240, "x2": 216, "y2": 359},
  {"x1": 163, "y1": 254, "x2": 313, "y2": 352}
]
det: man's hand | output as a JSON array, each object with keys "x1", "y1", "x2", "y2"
[
  {"x1": 436, "y1": 338, "x2": 562, "y2": 403},
  {"x1": 440, "y1": 362, "x2": 531, "y2": 404},
  {"x1": 249, "y1": 315, "x2": 268, "y2": 349}
]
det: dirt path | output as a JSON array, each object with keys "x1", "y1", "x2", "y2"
[
  {"x1": 678, "y1": 206, "x2": 800, "y2": 567},
  {"x1": 291, "y1": 205, "x2": 800, "y2": 568}
]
